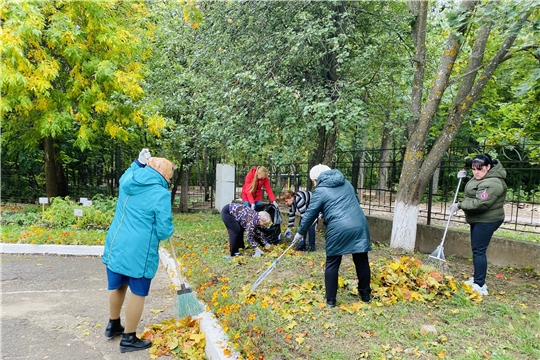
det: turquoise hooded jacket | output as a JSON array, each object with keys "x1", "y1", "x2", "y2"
[
  {"x1": 298, "y1": 169, "x2": 371, "y2": 256},
  {"x1": 102, "y1": 161, "x2": 174, "y2": 279}
]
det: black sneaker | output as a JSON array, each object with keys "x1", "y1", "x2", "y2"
[
  {"x1": 306, "y1": 246, "x2": 315, "y2": 252},
  {"x1": 326, "y1": 299, "x2": 337, "y2": 308},
  {"x1": 119, "y1": 332, "x2": 152, "y2": 353},
  {"x1": 358, "y1": 289, "x2": 372, "y2": 303},
  {"x1": 104, "y1": 319, "x2": 124, "y2": 338}
]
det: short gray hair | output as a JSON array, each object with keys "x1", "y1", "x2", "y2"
[{"x1": 258, "y1": 211, "x2": 271, "y2": 224}]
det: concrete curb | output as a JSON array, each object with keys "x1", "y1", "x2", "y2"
[
  {"x1": 0, "y1": 243, "x2": 104, "y2": 256},
  {"x1": 0, "y1": 243, "x2": 238, "y2": 360},
  {"x1": 158, "y1": 248, "x2": 238, "y2": 360}
]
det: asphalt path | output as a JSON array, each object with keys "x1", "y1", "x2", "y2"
[{"x1": 1, "y1": 251, "x2": 176, "y2": 359}]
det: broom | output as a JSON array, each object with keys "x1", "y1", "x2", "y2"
[
  {"x1": 168, "y1": 237, "x2": 205, "y2": 318},
  {"x1": 423, "y1": 170, "x2": 466, "y2": 275},
  {"x1": 250, "y1": 214, "x2": 322, "y2": 292}
]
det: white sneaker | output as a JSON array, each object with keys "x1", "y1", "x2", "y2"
[
  {"x1": 471, "y1": 283, "x2": 489, "y2": 296},
  {"x1": 464, "y1": 277, "x2": 488, "y2": 289}
]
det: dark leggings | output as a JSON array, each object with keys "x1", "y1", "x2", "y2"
[
  {"x1": 325, "y1": 252, "x2": 370, "y2": 301},
  {"x1": 221, "y1": 205, "x2": 245, "y2": 256},
  {"x1": 470, "y1": 221, "x2": 502, "y2": 287}
]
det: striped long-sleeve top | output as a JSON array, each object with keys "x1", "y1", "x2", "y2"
[{"x1": 287, "y1": 190, "x2": 312, "y2": 228}]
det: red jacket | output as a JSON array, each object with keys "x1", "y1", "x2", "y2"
[{"x1": 241, "y1": 167, "x2": 276, "y2": 204}]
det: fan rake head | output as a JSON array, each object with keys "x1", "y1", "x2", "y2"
[{"x1": 423, "y1": 254, "x2": 451, "y2": 276}]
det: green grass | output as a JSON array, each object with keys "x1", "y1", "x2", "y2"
[{"x1": 2, "y1": 211, "x2": 539, "y2": 360}]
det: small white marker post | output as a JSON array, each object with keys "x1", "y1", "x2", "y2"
[
  {"x1": 74, "y1": 209, "x2": 83, "y2": 226},
  {"x1": 83, "y1": 200, "x2": 92, "y2": 207},
  {"x1": 39, "y1": 197, "x2": 49, "y2": 215},
  {"x1": 79, "y1": 197, "x2": 88, "y2": 205}
]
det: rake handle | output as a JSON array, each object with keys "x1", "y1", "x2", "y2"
[
  {"x1": 168, "y1": 237, "x2": 183, "y2": 284},
  {"x1": 440, "y1": 177, "x2": 464, "y2": 248}
]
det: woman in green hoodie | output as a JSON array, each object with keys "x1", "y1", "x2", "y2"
[{"x1": 451, "y1": 154, "x2": 507, "y2": 296}]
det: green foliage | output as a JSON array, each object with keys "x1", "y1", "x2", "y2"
[
  {"x1": 40, "y1": 196, "x2": 116, "y2": 230},
  {"x1": 1, "y1": 208, "x2": 42, "y2": 227}
]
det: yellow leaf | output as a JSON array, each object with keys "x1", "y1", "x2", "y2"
[
  {"x1": 286, "y1": 320, "x2": 298, "y2": 330},
  {"x1": 150, "y1": 308, "x2": 164, "y2": 314},
  {"x1": 190, "y1": 333, "x2": 206, "y2": 342},
  {"x1": 167, "y1": 338, "x2": 178, "y2": 349},
  {"x1": 295, "y1": 336, "x2": 305, "y2": 344},
  {"x1": 437, "y1": 349, "x2": 447, "y2": 358}
]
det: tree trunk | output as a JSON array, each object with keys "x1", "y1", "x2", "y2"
[
  {"x1": 391, "y1": 0, "x2": 475, "y2": 251},
  {"x1": 43, "y1": 136, "x2": 67, "y2": 198},
  {"x1": 170, "y1": 167, "x2": 180, "y2": 208},
  {"x1": 406, "y1": 0, "x2": 428, "y2": 136},
  {"x1": 203, "y1": 147, "x2": 210, "y2": 201},
  {"x1": 391, "y1": 1, "x2": 531, "y2": 252},
  {"x1": 179, "y1": 159, "x2": 191, "y2": 213},
  {"x1": 323, "y1": 120, "x2": 338, "y2": 167},
  {"x1": 377, "y1": 122, "x2": 392, "y2": 199}
]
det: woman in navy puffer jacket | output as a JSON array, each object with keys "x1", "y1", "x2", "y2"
[{"x1": 296, "y1": 165, "x2": 372, "y2": 307}]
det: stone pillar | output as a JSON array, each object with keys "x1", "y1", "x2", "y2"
[{"x1": 215, "y1": 164, "x2": 236, "y2": 211}]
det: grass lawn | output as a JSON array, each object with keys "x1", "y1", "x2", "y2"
[{"x1": 3, "y1": 211, "x2": 539, "y2": 359}]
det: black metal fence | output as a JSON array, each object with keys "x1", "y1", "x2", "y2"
[
  {"x1": 232, "y1": 144, "x2": 540, "y2": 234},
  {"x1": 2, "y1": 144, "x2": 539, "y2": 234}
]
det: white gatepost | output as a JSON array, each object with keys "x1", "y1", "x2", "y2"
[{"x1": 215, "y1": 164, "x2": 236, "y2": 211}]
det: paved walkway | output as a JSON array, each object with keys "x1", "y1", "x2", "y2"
[{"x1": 0, "y1": 244, "x2": 234, "y2": 360}]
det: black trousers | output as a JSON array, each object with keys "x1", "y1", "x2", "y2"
[
  {"x1": 221, "y1": 205, "x2": 245, "y2": 256},
  {"x1": 325, "y1": 252, "x2": 371, "y2": 301}
]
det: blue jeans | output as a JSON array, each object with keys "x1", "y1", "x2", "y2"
[
  {"x1": 470, "y1": 221, "x2": 503, "y2": 287},
  {"x1": 243, "y1": 200, "x2": 262, "y2": 208}
]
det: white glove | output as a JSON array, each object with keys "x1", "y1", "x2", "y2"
[
  {"x1": 272, "y1": 200, "x2": 279, "y2": 208},
  {"x1": 264, "y1": 243, "x2": 271, "y2": 250},
  {"x1": 251, "y1": 204, "x2": 256, "y2": 210},
  {"x1": 284, "y1": 228, "x2": 292, "y2": 238},
  {"x1": 138, "y1": 148, "x2": 151, "y2": 165},
  {"x1": 253, "y1": 247, "x2": 264, "y2": 257},
  {"x1": 457, "y1": 170, "x2": 467, "y2": 179},
  {"x1": 449, "y1": 203, "x2": 459, "y2": 215},
  {"x1": 293, "y1": 233, "x2": 304, "y2": 244}
]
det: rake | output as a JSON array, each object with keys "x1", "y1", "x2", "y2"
[
  {"x1": 424, "y1": 170, "x2": 466, "y2": 275},
  {"x1": 250, "y1": 214, "x2": 322, "y2": 292}
]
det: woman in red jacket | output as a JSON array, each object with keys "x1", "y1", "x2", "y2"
[{"x1": 241, "y1": 166, "x2": 278, "y2": 209}]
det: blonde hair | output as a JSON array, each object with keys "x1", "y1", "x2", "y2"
[
  {"x1": 258, "y1": 211, "x2": 271, "y2": 224},
  {"x1": 147, "y1": 157, "x2": 174, "y2": 182},
  {"x1": 250, "y1": 166, "x2": 269, "y2": 194},
  {"x1": 279, "y1": 190, "x2": 294, "y2": 202}
]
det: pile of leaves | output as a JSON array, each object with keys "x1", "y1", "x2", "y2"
[{"x1": 140, "y1": 317, "x2": 206, "y2": 359}]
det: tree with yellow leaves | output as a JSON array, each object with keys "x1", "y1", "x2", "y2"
[{"x1": 1, "y1": 1, "x2": 165, "y2": 197}]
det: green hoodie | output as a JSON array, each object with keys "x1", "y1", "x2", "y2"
[{"x1": 459, "y1": 162, "x2": 507, "y2": 224}]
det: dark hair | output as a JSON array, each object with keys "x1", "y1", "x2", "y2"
[{"x1": 471, "y1": 154, "x2": 497, "y2": 170}]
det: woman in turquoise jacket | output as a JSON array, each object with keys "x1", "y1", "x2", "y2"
[
  {"x1": 296, "y1": 165, "x2": 372, "y2": 308},
  {"x1": 102, "y1": 150, "x2": 175, "y2": 353}
]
